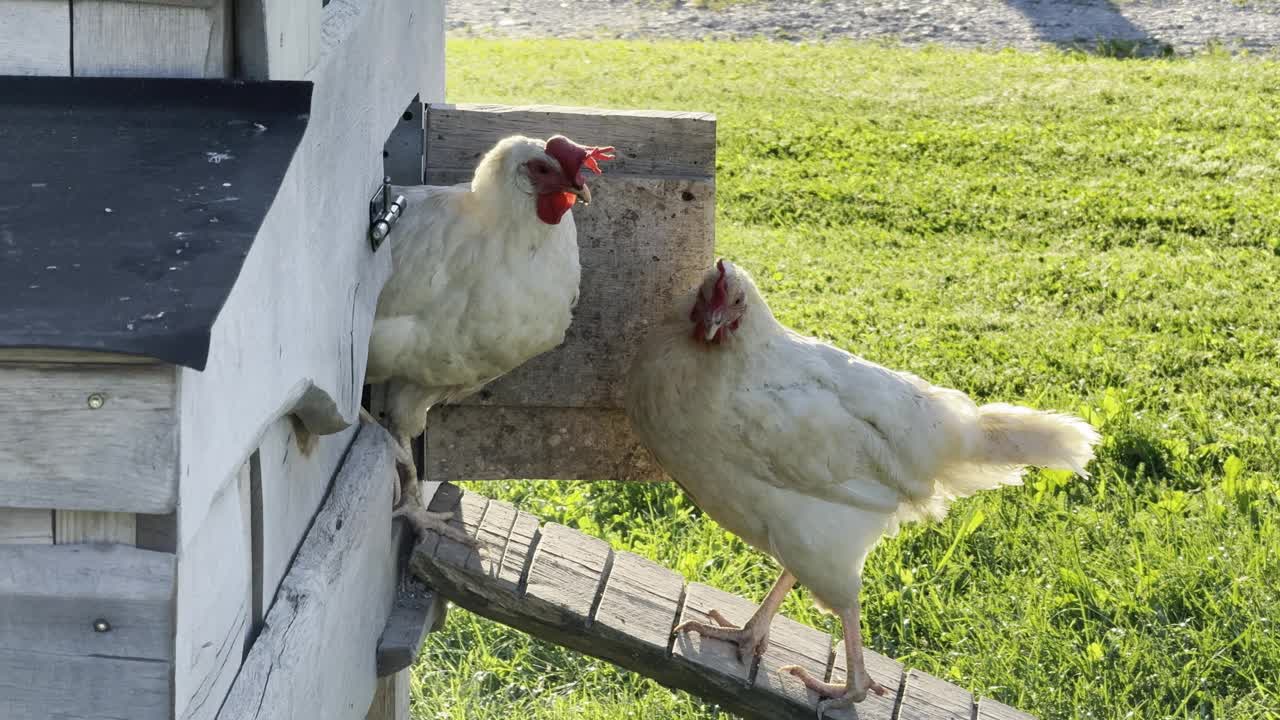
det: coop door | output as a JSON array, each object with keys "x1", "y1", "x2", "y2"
[{"x1": 417, "y1": 103, "x2": 716, "y2": 484}]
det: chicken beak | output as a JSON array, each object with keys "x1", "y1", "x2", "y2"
[
  {"x1": 704, "y1": 312, "x2": 724, "y2": 341},
  {"x1": 571, "y1": 183, "x2": 592, "y2": 205}
]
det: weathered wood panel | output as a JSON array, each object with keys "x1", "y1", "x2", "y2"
[
  {"x1": 255, "y1": 415, "x2": 357, "y2": 619},
  {"x1": 0, "y1": 1, "x2": 70, "y2": 76},
  {"x1": 425, "y1": 104, "x2": 715, "y2": 178},
  {"x1": 54, "y1": 510, "x2": 137, "y2": 544},
  {"x1": 0, "y1": 509, "x2": 52, "y2": 544},
  {"x1": 234, "y1": 0, "x2": 321, "y2": 80},
  {"x1": 977, "y1": 697, "x2": 1037, "y2": 720},
  {"x1": 0, "y1": 650, "x2": 171, "y2": 720},
  {"x1": 0, "y1": 349, "x2": 157, "y2": 364},
  {"x1": 72, "y1": 0, "x2": 231, "y2": 78},
  {"x1": 0, "y1": 363, "x2": 177, "y2": 512},
  {"x1": 0, "y1": 544, "x2": 174, "y2": 660},
  {"x1": 427, "y1": 406, "x2": 663, "y2": 482},
  {"x1": 423, "y1": 174, "x2": 715, "y2": 410},
  {"x1": 411, "y1": 485, "x2": 1029, "y2": 720},
  {"x1": 898, "y1": 669, "x2": 976, "y2": 720},
  {"x1": 0, "y1": 544, "x2": 174, "y2": 720},
  {"x1": 216, "y1": 423, "x2": 399, "y2": 720},
  {"x1": 174, "y1": 462, "x2": 252, "y2": 720}
]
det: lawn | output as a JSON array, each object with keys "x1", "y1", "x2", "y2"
[{"x1": 411, "y1": 39, "x2": 1280, "y2": 720}]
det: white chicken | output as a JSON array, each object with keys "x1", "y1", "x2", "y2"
[
  {"x1": 625, "y1": 259, "x2": 1099, "y2": 713},
  {"x1": 364, "y1": 134, "x2": 614, "y2": 542}
]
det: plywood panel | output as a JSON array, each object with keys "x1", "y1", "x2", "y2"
[{"x1": 72, "y1": 0, "x2": 231, "y2": 78}]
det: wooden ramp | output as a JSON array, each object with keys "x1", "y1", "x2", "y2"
[{"x1": 410, "y1": 484, "x2": 1035, "y2": 720}]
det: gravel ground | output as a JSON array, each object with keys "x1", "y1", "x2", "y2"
[{"x1": 447, "y1": 1, "x2": 1280, "y2": 53}]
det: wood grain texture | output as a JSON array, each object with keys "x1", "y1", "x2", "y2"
[
  {"x1": 174, "y1": 461, "x2": 252, "y2": 720},
  {"x1": 0, "y1": 349, "x2": 157, "y2": 364},
  {"x1": 0, "y1": 544, "x2": 174, "y2": 720},
  {"x1": 234, "y1": 0, "x2": 320, "y2": 80},
  {"x1": 0, "y1": 509, "x2": 53, "y2": 544},
  {"x1": 977, "y1": 697, "x2": 1037, "y2": 720},
  {"x1": 410, "y1": 484, "x2": 1035, "y2": 720},
  {"x1": 0, "y1": 363, "x2": 177, "y2": 512},
  {"x1": 524, "y1": 522, "x2": 613, "y2": 626},
  {"x1": 0, "y1": 649, "x2": 171, "y2": 720},
  {"x1": 898, "y1": 669, "x2": 976, "y2": 720},
  {"x1": 72, "y1": 0, "x2": 231, "y2": 78},
  {"x1": 426, "y1": 406, "x2": 664, "y2": 482},
  {"x1": 420, "y1": 174, "x2": 715, "y2": 410},
  {"x1": 255, "y1": 415, "x2": 358, "y2": 620},
  {"x1": 594, "y1": 550, "x2": 684, "y2": 662},
  {"x1": 54, "y1": 511, "x2": 137, "y2": 544},
  {"x1": 0, "y1": 1, "x2": 71, "y2": 76},
  {"x1": 424, "y1": 104, "x2": 715, "y2": 178},
  {"x1": 216, "y1": 423, "x2": 400, "y2": 720}
]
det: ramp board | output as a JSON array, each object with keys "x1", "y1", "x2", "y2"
[{"x1": 411, "y1": 483, "x2": 1037, "y2": 720}]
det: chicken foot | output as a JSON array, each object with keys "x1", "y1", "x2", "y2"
[
  {"x1": 781, "y1": 596, "x2": 886, "y2": 715},
  {"x1": 675, "y1": 570, "x2": 796, "y2": 664},
  {"x1": 358, "y1": 408, "x2": 478, "y2": 549}
]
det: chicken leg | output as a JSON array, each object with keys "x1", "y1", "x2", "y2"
[
  {"x1": 675, "y1": 570, "x2": 797, "y2": 664},
  {"x1": 358, "y1": 407, "x2": 477, "y2": 549},
  {"x1": 781, "y1": 595, "x2": 887, "y2": 714}
]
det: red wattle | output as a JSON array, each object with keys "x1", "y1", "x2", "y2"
[{"x1": 536, "y1": 191, "x2": 576, "y2": 225}]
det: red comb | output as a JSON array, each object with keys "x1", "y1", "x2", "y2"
[{"x1": 545, "y1": 135, "x2": 615, "y2": 185}]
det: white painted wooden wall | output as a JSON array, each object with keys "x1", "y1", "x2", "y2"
[{"x1": 0, "y1": 1, "x2": 444, "y2": 718}]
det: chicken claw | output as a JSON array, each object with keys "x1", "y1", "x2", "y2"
[
  {"x1": 782, "y1": 664, "x2": 886, "y2": 717},
  {"x1": 675, "y1": 609, "x2": 772, "y2": 665}
]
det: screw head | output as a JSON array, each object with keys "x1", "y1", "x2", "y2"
[
  {"x1": 87, "y1": 393, "x2": 105, "y2": 410},
  {"x1": 93, "y1": 618, "x2": 111, "y2": 633}
]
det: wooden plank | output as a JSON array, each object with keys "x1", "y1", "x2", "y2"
[
  {"x1": 671, "y1": 582, "x2": 759, "y2": 686},
  {"x1": 255, "y1": 415, "x2": 358, "y2": 619},
  {"x1": 174, "y1": 463, "x2": 252, "y2": 720},
  {"x1": 365, "y1": 668, "x2": 411, "y2": 720},
  {"x1": 421, "y1": 174, "x2": 715, "y2": 410},
  {"x1": 593, "y1": 550, "x2": 684, "y2": 663},
  {"x1": 0, "y1": 1, "x2": 71, "y2": 76},
  {"x1": 54, "y1": 511, "x2": 137, "y2": 544},
  {"x1": 0, "y1": 544, "x2": 174, "y2": 660},
  {"x1": 752, "y1": 614, "x2": 833, "y2": 718},
  {"x1": 375, "y1": 576, "x2": 445, "y2": 677},
  {"x1": 0, "y1": 363, "x2": 177, "y2": 513},
  {"x1": 72, "y1": 0, "x2": 231, "y2": 78},
  {"x1": 411, "y1": 485, "x2": 1028, "y2": 720},
  {"x1": 977, "y1": 697, "x2": 1037, "y2": 720},
  {"x1": 0, "y1": 509, "x2": 53, "y2": 544},
  {"x1": 0, "y1": 649, "x2": 171, "y2": 720},
  {"x1": 216, "y1": 423, "x2": 400, "y2": 720},
  {"x1": 0, "y1": 544, "x2": 174, "y2": 720},
  {"x1": 425, "y1": 103, "x2": 715, "y2": 178},
  {"x1": 524, "y1": 521, "x2": 613, "y2": 626},
  {"x1": 427, "y1": 406, "x2": 664, "y2": 483},
  {"x1": 898, "y1": 668, "x2": 975, "y2": 720},
  {"x1": 823, "y1": 645, "x2": 903, "y2": 720},
  {"x1": 234, "y1": 0, "x2": 321, "y2": 80}
]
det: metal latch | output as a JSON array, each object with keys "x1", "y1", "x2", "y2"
[{"x1": 368, "y1": 176, "x2": 406, "y2": 251}]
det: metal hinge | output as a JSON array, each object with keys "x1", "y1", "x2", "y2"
[{"x1": 368, "y1": 176, "x2": 406, "y2": 251}]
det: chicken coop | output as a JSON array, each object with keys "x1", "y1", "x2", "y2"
[{"x1": 0, "y1": 2, "x2": 1038, "y2": 720}]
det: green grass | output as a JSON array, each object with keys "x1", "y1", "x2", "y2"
[{"x1": 413, "y1": 40, "x2": 1280, "y2": 720}]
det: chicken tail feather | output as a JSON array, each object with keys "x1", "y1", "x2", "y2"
[{"x1": 974, "y1": 403, "x2": 1100, "y2": 477}]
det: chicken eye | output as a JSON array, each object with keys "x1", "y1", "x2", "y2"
[{"x1": 734, "y1": 296, "x2": 744, "y2": 306}]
